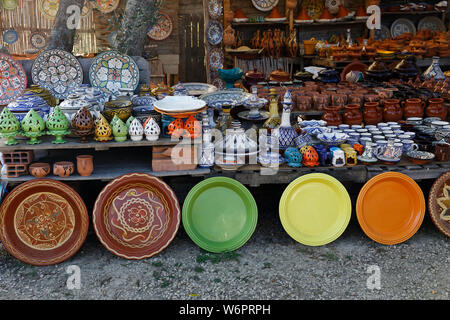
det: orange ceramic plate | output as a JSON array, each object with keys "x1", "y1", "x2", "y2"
[{"x1": 356, "y1": 172, "x2": 425, "y2": 245}]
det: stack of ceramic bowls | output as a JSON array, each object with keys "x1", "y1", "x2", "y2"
[
  {"x1": 70, "y1": 84, "x2": 109, "y2": 112},
  {"x1": 24, "y1": 84, "x2": 58, "y2": 107},
  {"x1": 131, "y1": 95, "x2": 160, "y2": 125},
  {"x1": 7, "y1": 92, "x2": 50, "y2": 122}
]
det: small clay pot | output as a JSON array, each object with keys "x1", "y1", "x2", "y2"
[
  {"x1": 29, "y1": 162, "x2": 50, "y2": 178},
  {"x1": 402, "y1": 98, "x2": 425, "y2": 119},
  {"x1": 383, "y1": 99, "x2": 403, "y2": 122},
  {"x1": 363, "y1": 102, "x2": 383, "y2": 125},
  {"x1": 344, "y1": 104, "x2": 363, "y2": 126},
  {"x1": 76, "y1": 155, "x2": 94, "y2": 177},
  {"x1": 426, "y1": 98, "x2": 447, "y2": 120},
  {"x1": 322, "y1": 106, "x2": 343, "y2": 126},
  {"x1": 53, "y1": 161, "x2": 74, "y2": 178}
]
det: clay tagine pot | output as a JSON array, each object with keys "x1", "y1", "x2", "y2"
[
  {"x1": 53, "y1": 161, "x2": 75, "y2": 178},
  {"x1": 29, "y1": 162, "x2": 50, "y2": 178},
  {"x1": 76, "y1": 155, "x2": 94, "y2": 177},
  {"x1": 244, "y1": 69, "x2": 266, "y2": 90},
  {"x1": 270, "y1": 69, "x2": 290, "y2": 82}
]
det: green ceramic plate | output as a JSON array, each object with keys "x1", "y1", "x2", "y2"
[
  {"x1": 182, "y1": 177, "x2": 258, "y2": 253},
  {"x1": 2, "y1": 0, "x2": 18, "y2": 10}
]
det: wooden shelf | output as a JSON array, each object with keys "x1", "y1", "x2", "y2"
[
  {"x1": 231, "y1": 20, "x2": 367, "y2": 27},
  {"x1": 381, "y1": 10, "x2": 446, "y2": 15}
]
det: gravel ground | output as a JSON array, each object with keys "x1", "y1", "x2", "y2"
[{"x1": 0, "y1": 181, "x2": 448, "y2": 301}]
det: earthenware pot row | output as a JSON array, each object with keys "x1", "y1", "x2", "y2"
[{"x1": 29, "y1": 156, "x2": 94, "y2": 178}]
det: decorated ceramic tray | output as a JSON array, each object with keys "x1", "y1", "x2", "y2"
[
  {"x1": 182, "y1": 177, "x2": 258, "y2": 253},
  {"x1": 428, "y1": 172, "x2": 450, "y2": 238},
  {"x1": 89, "y1": 50, "x2": 139, "y2": 97},
  {"x1": 418, "y1": 16, "x2": 446, "y2": 32},
  {"x1": 200, "y1": 90, "x2": 251, "y2": 108},
  {"x1": 3, "y1": 29, "x2": 18, "y2": 44},
  {"x1": 153, "y1": 96, "x2": 206, "y2": 113},
  {"x1": 0, "y1": 53, "x2": 27, "y2": 105},
  {"x1": 93, "y1": 173, "x2": 181, "y2": 260},
  {"x1": 208, "y1": 47, "x2": 224, "y2": 72},
  {"x1": 147, "y1": 11, "x2": 173, "y2": 41},
  {"x1": 251, "y1": 0, "x2": 279, "y2": 12},
  {"x1": 279, "y1": 173, "x2": 352, "y2": 246},
  {"x1": 206, "y1": 20, "x2": 223, "y2": 46},
  {"x1": 356, "y1": 172, "x2": 425, "y2": 245},
  {"x1": 31, "y1": 49, "x2": 83, "y2": 100},
  {"x1": 179, "y1": 82, "x2": 218, "y2": 96},
  {"x1": 390, "y1": 18, "x2": 416, "y2": 38},
  {"x1": 1, "y1": 0, "x2": 18, "y2": 10},
  {"x1": 30, "y1": 32, "x2": 47, "y2": 49},
  {"x1": 91, "y1": 0, "x2": 119, "y2": 13},
  {"x1": 0, "y1": 179, "x2": 89, "y2": 266},
  {"x1": 207, "y1": 0, "x2": 223, "y2": 19}
]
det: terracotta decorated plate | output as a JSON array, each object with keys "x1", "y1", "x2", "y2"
[
  {"x1": 182, "y1": 177, "x2": 258, "y2": 253},
  {"x1": 30, "y1": 32, "x2": 47, "y2": 49},
  {"x1": 356, "y1": 172, "x2": 425, "y2": 245},
  {"x1": 279, "y1": 173, "x2": 351, "y2": 246},
  {"x1": 31, "y1": 48, "x2": 83, "y2": 99},
  {"x1": 147, "y1": 11, "x2": 173, "y2": 41},
  {"x1": 251, "y1": 0, "x2": 279, "y2": 12},
  {"x1": 0, "y1": 53, "x2": 28, "y2": 105},
  {"x1": 428, "y1": 172, "x2": 450, "y2": 237},
  {"x1": 89, "y1": 50, "x2": 139, "y2": 97},
  {"x1": 206, "y1": 20, "x2": 223, "y2": 46},
  {"x1": 208, "y1": 0, "x2": 223, "y2": 19},
  {"x1": 0, "y1": 179, "x2": 89, "y2": 266},
  {"x1": 91, "y1": 0, "x2": 119, "y2": 13},
  {"x1": 93, "y1": 173, "x2": 181, "y2": 260}
]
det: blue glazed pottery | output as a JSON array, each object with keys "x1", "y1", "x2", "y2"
[{"x1": 284, "y1": 147, "x2": 302, "y2": 167}]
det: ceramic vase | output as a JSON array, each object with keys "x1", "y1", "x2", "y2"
[
  {"x1": 72, "y1": 106, "x2": 94, "y2": 142},
  {"x1": 21, "y1": 109, "x2": 46, "y2": 145},
  {"x1": 426, "y1": 98, "x2": 447, "y2": 120},
  {"x1": 382, "y1": 99, "x2": 403, "y2": 122},
  {"x1": 402, "y1": 98, "x2": 425, "y2": 119},
  {"x1": 363, "y1": 102, "x2": 383, "y2": 125},
  {"x1": 278, "y1": 90, "x2": 298, "y2": 150},
  {"x1": 343, "y1": 104, "x2": 363, "y2": 126},
  {"x1": 112, "y1": 118, "x2": 128, "y2": 142},
  {"x1": 128, "y1": 118, "x2": 144, "y2": 141},
  {"x1": 94, "y1": 114, "x2": 113, "y2": 142},
  {"x1": 144, "y1": 117, "x2": 160, "y2": 141},
  {"x1": 322, "y1": 105, "x2": 343, "y2": 126},
  {"x1": 199, "y1": 111, "x2": 215, "y2": 168},
  {"x1": 46, "y1": 106, "x2": 71, "y2": 144},
  {"x1": 422, "y1": 56, "x2": 445, "y2": 81},
  {"x1": 262, "y1": 89, "x2": 281, "y2": 131},
  {"x1": 53, "y1": 161, "x2": 74, "y2": 177},
  {"x1": 0, "y1": 107, "x2": 21, "y2": 145},
  {"x1": 76, "y1": 155, "x2": 94, "y2": 177}
]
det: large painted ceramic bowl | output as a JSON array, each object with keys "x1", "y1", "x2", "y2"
[{"x1": 7, "y1": 92, "x2": 50, "y2": 122}]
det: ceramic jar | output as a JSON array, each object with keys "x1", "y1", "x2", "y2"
[
  {"x1": 426, "y1": 98, "x2": 447, "y2": 120},
  {"x1": 223, "y1": 25, "x2": 236, "y2": 47},
  {"x1": 383, "y1": 99, "x2": 403, "y2": 122},
  {"x1": 128, "y1": 118, "x2": 144, "y2": 141},
  {"x1": 296, "y1": 95, "x2": 312, "y2": 111},
  {"x1": 29, "y1": 163, "x2": 50, "y2": 178},
  {"x1": 363, "y1": 102, "x2": 383, "y2": 125},
  {"x1": 402, "y1": 98, "x2": 425, "y2": 119},
  {"x1": 331, "y1": 94, "x2": 347, "y2": 108},
  {"x1": 313, "y1": 94, "x2": 329, "y2": 111},
  {"x1": 76, "y1": 155, "x2": 94, "y2": 177},
  {"x1": 364, "y1": 94, "x2": 379, "y2": 103},
  {"x1": 144, "y1": 117, "x2": 161, "y2": 141},
  {"x1": 322, "y1": 106, "x2": 343, "y2": 126},
  {"x1": 53, "y1": 161, "x2": 74, "y2": 177},
  {"x1": 348, "y1": 94, "x2": 364, "y2": 106},
  {"x1": 344, "y1": 104, "x2": 363, "y2": 126}
]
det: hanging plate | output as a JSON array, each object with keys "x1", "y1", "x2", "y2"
[
  {"x1": 30, "y1": 32, "x2": 47, "y2": 49},
  {"x1": 207, "y1": 0, "x2": 223, "y2": 19},
  {"x1": 3, "y1": 29, "x2": 18, "y2": 45},
  {"x1": 206, "y1": 20, "x2": 223, "y2": 46},
  {"x1": 356, "y1": 172, "x2": 425, "y2": 245},
  {"x1": 428, "y1": 172, "x2": 450, "y2": 238},
  {"x1": 147, "y1": 11, "x2": 173, "y2": 41},
  {"x1": 0, "y1": 179, "x2": 89, "y2": 266},
  {"x1": 418, "y1": 16, "x2": 446, "y2": 32},
  {"x1": 89, "y1": 50, "x2": 139, "y2": 97},
  {"x1": 390, "y1": 18, "x2": 416, "y2": 38},
  {"x1": 1, "y1": 0, "x2": 18, "y2": 10},
  {"x1": 91, "y1": 0, "x2": 119, "y2": 13},
  {"x1": 176, "y1": 82, "x2": 218, "y2": 96},
  {"x1": 93, "y1": 173, "x2": 181, "y2": 260},
  {"x1": 251, "y1": 0, "x2": 279, "y2": 12},
  {"x1": 208, "y1": 48, "x2": 224, "y2": 71},
  {"x1": 31, "y1": 48, "x2": 83, "y2": 100},
  {"x1": 279, "y1": 173, "x2": 351, "y2": 246},
  {"x1": 0, "y1": 53, "x2": 27, "y2": 105},
  {"x1": 182, "y1": 177, "x2": 258, "y2": 253},
  {"x1": 39, "y1": 0, "x2": 92, "y2": 19},
  {"x1": 212, "y1": 77, "x2": 226, "y2": 90}
]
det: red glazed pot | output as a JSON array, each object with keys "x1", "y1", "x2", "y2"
[
  {"x1": 322, "y1": 105, "x2": 343, "y2": 126},
  {"x1": 363, "y1": 102, "x2": 383, "y2": 125},
  {"x1": 383, "y1": 99, "x2": 403, "y2": 122},
  {"x1": 344, "y1": 104, "x2": 363, "y2": 125},
  {"x1": 426, "y1": 98, "x2": 447, "y2": 120},
  {"x1": 402, "y1": 98, "x2": 425, "y2": 119}
]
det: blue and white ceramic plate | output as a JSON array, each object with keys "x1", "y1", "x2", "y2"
[
  {"x1": 178, "y1": 82, "x2": 218, "y2": 96},
  {"x1": 206, "y1": 20, "x2": 223, "y2": 46},
  {"x1": 31, "y1": 49, "x2": 83, "y2": 100},
  {"x1": 302, "y1": 126, "x2": 332, "y2": 136},
  {"x1": 3, "y1": 29, "x2": 18, "y2": 44},
  {"x1": 300, "y1": 120, "x2": 327, "y2": 128},
  {"x1": 200, "y1": 90, "x2": 251, "y2": 109},
  {"x1": 132, "y1": 95, "x2": 157, "y2": 106},
  {"x1": 317, "y1": 132, "x2": 349, "y2": 145}
]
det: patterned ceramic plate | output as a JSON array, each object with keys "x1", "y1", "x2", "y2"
[
  {"x1": 390, "y1": 18, "x2": 416, "y2": 38},
  {"x1": 0, "y1": 53, "x2": 27, "y2": 105},
  {"x1": 206, "y1": 20, "x2": 223, "y2": 46},
  {"x1": 91, "y1": 0, "x2": 119, "y2": 13},
  {"x1": 418, "y1": 16, "x2": 446, "y2": 32},
  {"x1": 200, "y1": 89, "x2": 250, "y2": 108},
  {"x1": 251, "y1": 0, "x2": 279, "y2": 12},
  {"x1": 178, "y1": 82, "x2": 218, "y2": 96},
  {"x1": 428, "y1": 171, "x2": 450, "y2": 238},
  {"x1": 212, "y1": 77, "x2": 226, "y2": 90},
  {"x1": 0, "y1": 179, "x2": 89, "y2": 266},
  {"x1": 93, "y1": 173, "x2": 181, "y2": 260},
  {"x1": 147, "y1": 11, "x2": 173, "y2": 41},
  {"x1": 31, "y1": 49, "x2": 83, "y2": 100},
  {"x1": 207, "y1": 0, "x2": 223, "y2": 19},
  {"x1": 89, "y1": 50, "x2": 139, "y2": 97},
  {"x1": 3, "y1": 29, "x2": 18, "y2": 44},
  {"x1": 1, "y1": 0, "x2": 18, "y2": 10},
  {"x1": 208, "y1": 47, "x2": 224, "y2": 71},
  {"x1": 30, "y1": 32, "x2": 47, "y2": 49},
  {"x1": 39, "y1": 0, "x2": 92, "y2": 19}
]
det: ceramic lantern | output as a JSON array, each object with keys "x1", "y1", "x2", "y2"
[
  {"x1": 0, "y1": 107, "x2": 21, "y2": 145},
  {"x1": 128, "y1": 118, "x2": 144, "y2": 142},
  {"x1": 144, "y1": 117, "x2": 160, "y2": 141},
  {"x1": 184, "y1": 115, "x2": 201, "y2": 139},
  {"x1": 94, "y1": 114, "x2": 113, "y2": 142},
  {"x1": 72, "y1": 106, "x2": 94, "y2": 142},
  {"x1": 302, "y1": 146, "x2": 320, "y2": 167},
  {"x1": 21, "y1": 109, "x2": 46, "y2": 145},
  {"x1": 46, "y1": 106, "x2": 71, "y2": 144},
  {"x1": 284, "y1": 147, "x2": 303, "y2": 167},
  {"x1": 112, "y1": 118, "x2": 128, "y2": 142},
  {"x1": 126, "y1": 115, "x2": 135, "y2": 129}
]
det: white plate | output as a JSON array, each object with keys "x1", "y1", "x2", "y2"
[
  {"x1": 251, "y1": 0, "x2": 279, "y2": 12},
  {"x1": 153, "y1": 96, "x2": 206, "y2": 113}
]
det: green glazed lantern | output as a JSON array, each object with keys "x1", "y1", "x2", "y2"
[
  {"x1": 112, "y1": 118, "x2": 128, "y2": 142},
  {"x1": 0, "y1": 107, "x2": 21, "y2": 145},
  {"x1": 46, "y1": 106, "x2": 71, "y2": 144},
  {"x1": 21, "y1": 109, "x2": 46, "y2": 145}
]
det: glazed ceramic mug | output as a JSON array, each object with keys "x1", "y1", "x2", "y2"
[{"x1": 402, "y1": 139, "x2": 419, "y2": 153}]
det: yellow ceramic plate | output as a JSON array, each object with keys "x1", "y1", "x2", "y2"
[{"x1": 279, "y1": 173, "x2": 351, "y2": 246}]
